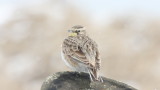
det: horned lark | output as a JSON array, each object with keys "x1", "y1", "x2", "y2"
[{"x1": 61, "y1": 25, "x2": 102, "y2": 82}]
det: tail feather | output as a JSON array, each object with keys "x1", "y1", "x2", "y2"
[{"x1": 88, "y1": 68, "x2": 103, "y2": 82}]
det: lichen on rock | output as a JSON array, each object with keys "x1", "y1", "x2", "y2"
[{"x1": 41, "y1": 71, "x2": 137, "y2": 90}]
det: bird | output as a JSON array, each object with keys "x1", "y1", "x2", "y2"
[{"x1": 61, "y1": 25, "x2": 103, "y2": 82}]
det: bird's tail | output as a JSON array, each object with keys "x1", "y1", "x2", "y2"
[{"x1": 88, "y1": 68, "x2": 103, "y2": 82}]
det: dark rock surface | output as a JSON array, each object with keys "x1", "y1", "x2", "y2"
[{"x1": 41, "y1": 71, "x2": 137, "y2": 90}]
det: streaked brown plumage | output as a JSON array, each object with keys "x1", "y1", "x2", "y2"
[{"x1": 61, "y1": 25, "x2": 102, "y2": 82}]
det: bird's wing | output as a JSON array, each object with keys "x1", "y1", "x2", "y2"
[
  {"x1": 80, "y1": 36, "x2": 101, "y2": 70},
  {"x1": 62, "y1": 37, "x2": 88, "y2": 64},
  {"x1": 62, "y1": 36, "x2": 100, "y2": 69}
]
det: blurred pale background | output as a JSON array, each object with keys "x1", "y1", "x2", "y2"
[{"x1": 0, "y1": 0, "x2": 160, "y2": 90}]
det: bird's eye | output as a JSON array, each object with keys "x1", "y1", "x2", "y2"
[{"x1": 77, "y1": 30, "x2": 80, "y2": 32}]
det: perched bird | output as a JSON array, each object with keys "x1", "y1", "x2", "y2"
[{"x1": 61, "y1": 25, "x2": 102, "y2": 82}]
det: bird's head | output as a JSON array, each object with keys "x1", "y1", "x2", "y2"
[{"x1": 68, "y1": 25, "x2": 86, "y2": 36}]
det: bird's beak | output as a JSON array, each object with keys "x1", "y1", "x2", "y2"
[{"x1": 68, "y1": 30, "x2": 71, "y2": 32}]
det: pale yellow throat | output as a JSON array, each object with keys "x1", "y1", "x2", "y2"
[{"x1": 69, "y1": 33, "x2": 77, "y2": 36}]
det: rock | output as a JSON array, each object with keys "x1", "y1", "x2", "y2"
[{"x1": 41, "y1": 71, "x2": 137, "y2": 90}]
